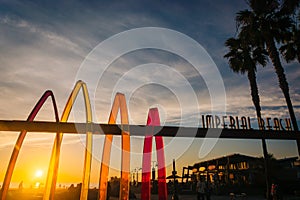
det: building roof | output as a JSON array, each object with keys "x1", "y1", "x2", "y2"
[
  {"x1": 192, "y1": 153, "x2": 258, "y2": 169},
  {"x1": 277, "y1": 156, "x2": 298, "y2": 163}
]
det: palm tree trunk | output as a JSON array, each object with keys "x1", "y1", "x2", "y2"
[
  {"x1": 265, "y1": 38, "x2": 300, "y2": 155},
  {"x1": 248, "y1": 68, "x2": 261, "y2": 117},
  {"x1": 247, "y1": 68, "x2": 271, "y2": 200}
]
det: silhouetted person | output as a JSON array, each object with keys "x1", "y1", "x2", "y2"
[
  {"x1": 271, "y1": 181, "x2": 283, "y2": 200},
  {"x1": 206, "y1": 182, "x2": 212, "y2": 200},
  {"x1": 18, "y1": 181, "x2": 23, "y2": 191},
  {"x1": 68, "y1": 184, "x2": 76, "y2": 199},
  {"x1": 196, "y1": 177, "x2": 206, "y2": 200},
  {"x1": 106, "y1": 182, "x2": 111, "y2": 200}
]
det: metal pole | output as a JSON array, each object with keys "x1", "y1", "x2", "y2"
[
  {"x1": 172, "y1": 159, "x2": 179, "y2": 200},
  {"x1": 0, "y1": 120, "x2": 299, "y2": 140}
]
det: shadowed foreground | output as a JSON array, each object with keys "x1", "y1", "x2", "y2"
[{"x1": 2, "y1": 188, "x2": 300, "y2": 200}]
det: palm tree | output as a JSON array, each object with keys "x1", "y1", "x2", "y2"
[
  {"x1": 280, "y1": 12, "x2": 300, "y2": 62},
  {"x1": 224, "y1": 37, "x2": 271, "y2": 198},
  {"x1": 236, "y1": 0, "x2": 299, "y2": 134},
  {"x1": 224, "y1": 38, "x2": 267, "y2": 119}
]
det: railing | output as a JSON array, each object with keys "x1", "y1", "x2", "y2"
[{"x1": 0, "y1": 120, "x2": 299, "y2": 139}]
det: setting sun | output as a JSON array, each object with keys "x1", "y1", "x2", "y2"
[{"x1": 35, "y1": 170, "x2": 43, "y2": 178}]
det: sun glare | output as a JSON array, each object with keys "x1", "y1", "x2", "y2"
[{"x1": 35, "y1": 170, "x2": 43, "y2": 178}]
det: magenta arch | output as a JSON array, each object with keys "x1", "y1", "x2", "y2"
[{"x1": 141, "y1": 108, "x2": 167, "y2": 200}]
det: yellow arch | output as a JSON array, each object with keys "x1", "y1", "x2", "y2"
[
  {"x1": 44, "y1": 80, "x2": 93, "y2": 200},
  {"x1": 98, "y1": 93, "x2": 130, "y2": 200}
]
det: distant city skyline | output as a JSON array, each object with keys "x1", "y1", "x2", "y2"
[{"x1": 0, "y1": 0, "x2": 299, "y2": 187}]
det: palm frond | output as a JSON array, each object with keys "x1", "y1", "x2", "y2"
[{"x1": 280, "y1": 0, "x2": 300, "y2": 15}]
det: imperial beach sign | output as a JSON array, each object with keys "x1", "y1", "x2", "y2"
[{"x1": 201, "y1": 115, "x2": 293, "y2": 131}]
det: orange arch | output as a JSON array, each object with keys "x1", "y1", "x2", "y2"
[
  {"x1": 44, "y1": 80, "x2": 93, "y2": 200},
  {"x1": 0, "y1": 90, "x2": 59, "y2": 200},
  {"x1": 98, "y1": 93, "x2": 130, "y2": 200}
]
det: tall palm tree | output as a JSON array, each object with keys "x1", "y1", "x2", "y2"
[
  {"x1": 280, "y1": 12, "x2": 300, "y2": 62},
  {"x1": 224, "y1": 38, "x2": 267, "y2": 119},
  {"x1": 224, "y1": 37, "x2": 271, "y2": 198},
  {"x1": 236, "y1": 0, "x2": 299, "y2": 134}
]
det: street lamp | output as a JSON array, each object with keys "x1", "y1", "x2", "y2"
[{"x1": 172, "y1": 159, "x2": 179, "y2": 200}]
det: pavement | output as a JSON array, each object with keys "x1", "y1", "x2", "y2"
[{"x1": 109, "y1": 194, "x2": 300, "y2": 200}]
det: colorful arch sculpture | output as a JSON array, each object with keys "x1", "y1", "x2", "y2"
[
  {"x1": 141, "y1": 108, "x2": 168, "y2": 200},
  {"x1": 1, "y1": 83, "x2": 168, "y2": 200},
  {"x1": 98, "y1": 93, "x2": 130, "y2": 200},
  {"x1": 44, "y1": 80, "x2": 93, "y2": 200},
  {"x1": 0, "y1": 90, "x2": 59, "y2": 200}
]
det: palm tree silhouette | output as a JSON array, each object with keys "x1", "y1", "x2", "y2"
[
  {"x1": 236, "y1": 0, "x2": 299, "y2": 134},
  {"x1": 280, "y1": 12, "x2": 300, "y2": 63},
  {"x1": 224, "y1": 38, "x2": 267, "y2": 119},
  {"x1": 224, "y1": 37, "x2": 271, "y2": 199}
]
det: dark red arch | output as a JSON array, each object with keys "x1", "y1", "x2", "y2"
[
  {"x1": 141, "y1": 108, "x2": 167, "y2": 200},
  {"x1": 0, "y1": 90, "x2": 59, "y2": 200}
]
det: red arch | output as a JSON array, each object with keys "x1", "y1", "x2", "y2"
[
  {"x1": 141, "y1": 108, "x2": 168, "y2": 200},
  {"x1": 0, "y1": 90, "x2": 59, "y2": 200}
]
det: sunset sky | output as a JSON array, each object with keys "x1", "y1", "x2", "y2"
[{"x1": 0, "y1": 0, "x2": 299, "y2": 188}]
